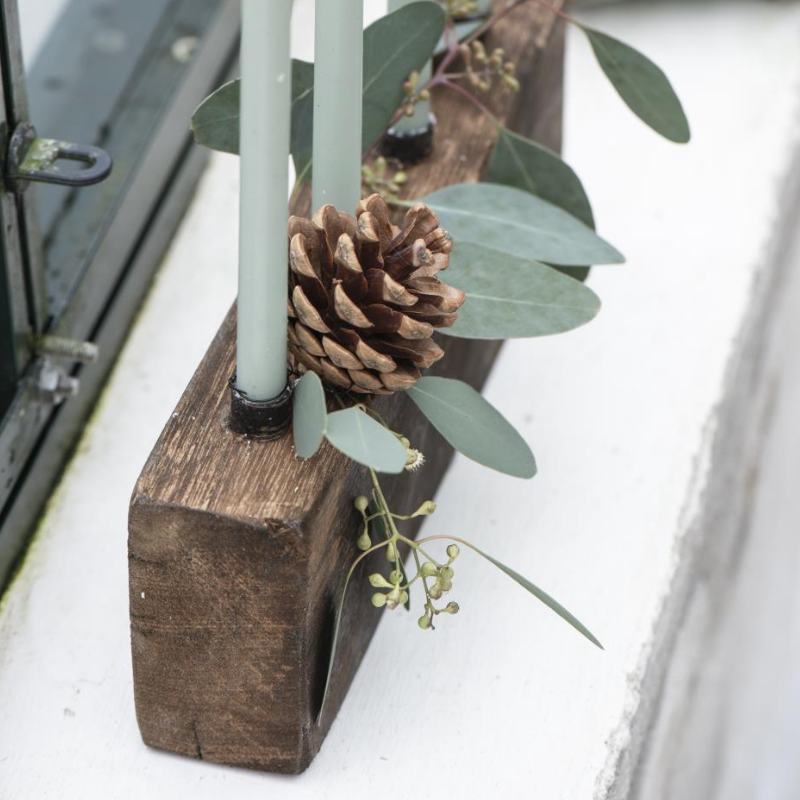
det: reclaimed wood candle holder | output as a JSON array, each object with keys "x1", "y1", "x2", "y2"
[{"x1": 129, "y1": 4, "x2": 566, "y2": 775}]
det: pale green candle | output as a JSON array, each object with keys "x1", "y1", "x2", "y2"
[
  {"x1": 388, "y1": 0, "x2": 431, "y2": 133},
  {"x1": 237, "y1": 0, "x2": 293, "y2": 401},
  {"x1": 312, "y1": 0, "x2": 363, "y2": 213}
]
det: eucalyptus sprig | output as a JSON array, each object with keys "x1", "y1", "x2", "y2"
[
  {"x1": 293, "y1": 372, "x2": 602, "y2": 721},
  {"x1": 417, "y1": 0, "x2": 689, "y2": 144},
  {"x1": 317, "y1": 446, "x2": 603, "y2": 722}
]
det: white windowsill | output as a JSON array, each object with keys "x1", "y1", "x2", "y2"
[{"x1": 2, "y1": 2, "x2": 800, "y2": 798}]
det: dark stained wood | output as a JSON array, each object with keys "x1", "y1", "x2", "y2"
[{"x1": 129, "y1": 3, "x2": 566, "y2": 775}]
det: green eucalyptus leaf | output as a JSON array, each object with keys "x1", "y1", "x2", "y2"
[
  {"x1": 193, "y1": 3, "x2": 445, "y2": 179},
  {"x1": 191, "y1": 60, "x2": 314, "y2": 156},
  {"x1": 442, "y1": 243, "x2": 600, "y2": 340},
  {"x1": 325, "y1": 408, "x2": 407, "y2": 473},
  {"x1": 485, "y1": 128, "x2": 594, "y2": 282},
  {"x1": 557, "y1": 265, "x2": 591, "y2": 283},
  {"x1": 581, "y1": 26, "x2": 690, "y2": 144},
  {"x1": 191, "y1": 78, "x2": 240, "y2": 155},
  {"x1": 289, "y1": 59, "x2": 316, "y2": 181},
  {"x1": 462, "y1": 541, "x2": 603, "y2": 648},
  {"x1": 362, "y1": 2, "x2": 446, "y2": 154},
  {"x1": 418, "y1": 183, "x2": 624, "y2": 266},
  {"x1": 407, "y1": 377, "x2": 536, "y2": 479},
  {"x1": 292, "y1": 372, "x2": 327, "y2": 459},
  {"x1": 486, "y1": 127, "x2": 594, "y2": 228}
]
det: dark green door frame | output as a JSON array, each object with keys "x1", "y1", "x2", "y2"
[
  {"x1": 0, "y1": 0, "x2": 40, "y2": 418},
  {"x1": 0, "y1": 0, "x2": 240, "y2": 590}
]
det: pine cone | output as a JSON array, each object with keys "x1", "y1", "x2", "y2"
[{"x1": 287, "y1": 194, "x2": 465, "y2": 394}]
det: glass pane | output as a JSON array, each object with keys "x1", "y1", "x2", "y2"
[
  {"x1": 18, "y1": 0, "x2": 176, "y2": 325},
  {"x1": 18, "y1": 0, "x2": 70, "y2": 68}
]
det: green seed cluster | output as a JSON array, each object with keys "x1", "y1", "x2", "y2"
[
  {"x1": 418, "y1": 544, "x2": 461, "y2": 630},
  {"x1": 361, "y1": 156, "x2": 408, "y2": 203},
  {"x1": 459, "y1": 41, "x2": 520, "y2": 94},
  {"x1": 370, "y1": 570, "x2": 409, "y2": 610},
  {"x1": 440, "y1": 0, "x2": 479, "y2": 18},
  {"x1": 400, "y1": 70, "x2": 432, "y2": 119},
  {"x1": 352, "y1": 486, "x2": 461, "y2": 632}
]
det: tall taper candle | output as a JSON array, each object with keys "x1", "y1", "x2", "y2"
[
  {"x1": 237, "y1": 0, "x2": 293, "y2": 401},
  {"x1": 388, "y1": 0, "x2": 430, "y2": 133},
  {"x1": 312, "y1": 0, "x2": 363, "y2": 213}
]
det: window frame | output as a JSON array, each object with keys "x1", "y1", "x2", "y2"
[{"x1": 0, "y1": 0, "x2": 240, "y2": 589}]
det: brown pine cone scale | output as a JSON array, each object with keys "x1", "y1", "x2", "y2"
[{"x1": 287, "y1": 194, "x2": 465, "y2": 394}]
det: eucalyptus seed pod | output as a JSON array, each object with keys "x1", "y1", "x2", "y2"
[
  {"x1": 369, "y1": 573, "x2": 392, "y2": 589},
  {"x1": 287, "y1": 194, "x2": 465, "y2": 394},
  {"x1": 420, "y1": 561, "x2": 438, "y2": 578},
  {"x1": 356, "y1": 528, "x2": 372, "y2": 551}
]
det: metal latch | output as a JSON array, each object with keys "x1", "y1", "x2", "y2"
[
  {"x1": 4, "y1": 122, "x2": 112, "y2": 193},
  {"x1": 34, "y1": 336, "x2": 100, "y2": 406}
]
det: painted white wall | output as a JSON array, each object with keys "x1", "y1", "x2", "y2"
[
  {"x1": 636, "y1": 235, "x2": 800, "y2": 800},
  {"x1": 1, "y1": 1, "x2": 800, "y2": 798}
]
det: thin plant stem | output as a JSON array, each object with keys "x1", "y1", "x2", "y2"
[
  {"x1": 369, "y1": 469, "x2": 405, "y2": 590},
  {"x1": 369, "y1": 468, "x2": 441, "y2": 613},
  {"x1": 395, "y1": 529, "x2": 440, "y2": 566},
  {"x1": 437, "y1": 79, "x2": 498, "y2": 122},
  {"x1": 531, "y1": 0, "x2": 574, "y2": 24},
  {"x1": 411, "y1": 545, "x2": 434, "y2": 618}
]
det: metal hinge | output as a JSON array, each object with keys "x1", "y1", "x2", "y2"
[{"x1": 4, "y1": 122, "x2": 112, "y2": 193}]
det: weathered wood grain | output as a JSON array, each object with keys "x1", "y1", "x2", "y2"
[{"x1": 129, "y1": 2, "x2": 565, "y2": 775}]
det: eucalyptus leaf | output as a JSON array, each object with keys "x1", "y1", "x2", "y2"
[
  {"x1": 362, "y1": 2, "x2": 445, "y2": 154},
  {"x1": 417, "y1": 183, "x2": 624, "y2": 266},
  {"x1": 486, "y1": 127, "x2": 594, "y2": 228},
  {"x1": 192, "y1": 3, "x2": 445, "y2": 181},
  {"x1": 191, "y1": 79, "x2": 240, "y2": 155},
  {"x1": 325, "y1": 408, "x2": 407, "y2": 473},
  {"x1": 191, "y1": 61, "x2": 314, "y2": 156},
  {"x1": 461, "y1": 541, "x2": 603, "y2": 648},
  {"x1": 581, "y1": 26, "x2": 690, "y2": 144},
  {"x1": 442, "y1": 243, "x2": 600, "y2": 340},
  {"x1": 407, "y1": 377, "x2": 536, "y2": 479},
  {"x1": 292, "y1": 372, "x2": 327, "y2": 459},
  {"x1": 289, "y1": 60, "x2": 316, "y2": 181}
]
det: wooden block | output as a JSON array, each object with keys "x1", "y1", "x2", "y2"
[{"x1": 129, "y1": 4, "x2": 565, "y2": 775}]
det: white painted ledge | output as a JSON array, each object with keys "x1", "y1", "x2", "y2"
[{"x1": 3, "y1": 2, "x2": 800, "y2": 798}]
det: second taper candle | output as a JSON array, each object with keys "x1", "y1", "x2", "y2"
[{"x1": 312, "y1": 0, "x2": 364, "y2": 213}]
